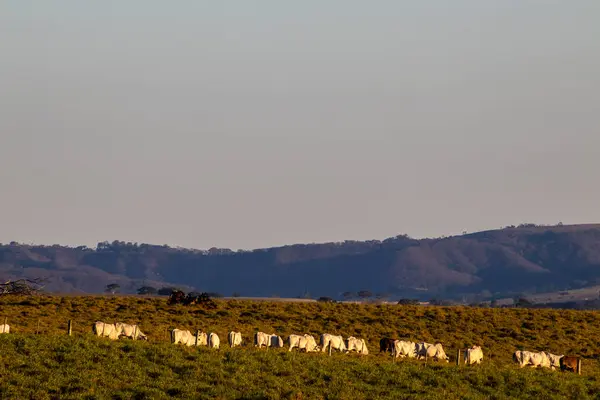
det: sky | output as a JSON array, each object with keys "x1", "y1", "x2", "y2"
[{"x1": 1, "y1": 1, "x2": 599, "y2": 250}]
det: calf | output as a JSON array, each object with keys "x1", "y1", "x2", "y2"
[{"x1": 560, "y1": 356, "x2": 579, "y2": 372}]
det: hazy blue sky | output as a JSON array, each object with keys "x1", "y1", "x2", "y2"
[{"x1": 1, "y1": 1, "x2": 599, "y2": 249}]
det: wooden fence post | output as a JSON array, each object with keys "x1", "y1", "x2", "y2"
[
  {"x1": 195, "y1": 330, "x2": 200, "y2": 346},
  {"x1": 133, "y1": 325, "x2": 138, "y2": 341},
  {"x1": 456, "y1": 349, "x2": 461, "y2": 366},
  {"x1": 67, "y1": 320, "x2": 72, "y2": 336},
  {"x1": 577, "y1": 358, "x2": 582, "y2": 375},
  {"x1": 2, "y1": 317, "x2": 6, "y2": 333},
  {"x1": 329, "y1": 344, "x2": 332, "y2": 357}
]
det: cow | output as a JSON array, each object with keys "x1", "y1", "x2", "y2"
[
  {"x1": 320, "y1": 334, "x2": 347, "y2": 353},
  {"x1": 270, "y1": 334, "x2": 284, "y2": 348},
  {"x1": 560, "y1": 356, "x2": 579, "y2": 372},
  {"x1": 208, "y1": 332, "x2": 220, "y2": 349},
  {"x1": 544, "y1": 352, "x2": 564, "y2": 370},
  {"x1": 416, "y1": 342, "x2": 449, "y2": 362},
  {"x1": 92, "y1": 321, "x2": 121, "y2": 340},
  {"x1": 117, "y1": 323, "x2": 148, "y2": 340},
  {"x1": 254, "y1": 332, "x2": 270, "y2": 348},
  {"x1": 196, "y1": 331, "x2": 208, "y2": 346},
  {"x1": 170, "y1": 329, "x2": 196, "y2": 346},
  {"x1": 346, "y1": 337, "x2": 369, "y2": 355},
  {"x1": 380, "y1": 338, "x2": 397, "y2": 353},
  {"x1": 393, "y1": 340, "x2": 417, "y2": 358},
  {"x1": 288, "y1": 334, "x2": 319, "y2": 352},
  {"x1": 513, "y1": 351, "x2": 551, "y2": 368},
  {"x1": 464, "y1": 346, "x2": 484, "y2": 365},
  {"x1": 0, "y1": 324, "x2": 9, "y2": 334},
  {"x1": 228, "y1": 331, "x2": 242, "y2": 348}
]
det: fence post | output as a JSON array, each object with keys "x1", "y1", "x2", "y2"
[
  {"x1": 133, "y1": 325, "x2": 138, "y2": 341},
  {"x1": 329, "y1": 344, "x2": 332, "y2": 357},
  {"x1": 456, "y1": 349, "x2": 461, "y2": 366},
  {"x1": 36, "y1": 319, "x2": 40, "y2": 335},
  {"x1": 2, "y1": 317, "x2": 6, "y2": 333},
  {"x1": 577, "y1": 358, "x2": 582, "y2": 375},
  {"x1": 67, "y1": 320, "x2": 72, "y2": 336},
  {"x1": 195, "y1": 330, "x2": 200, "y2": 346}
]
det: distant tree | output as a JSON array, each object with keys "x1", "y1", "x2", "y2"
[
  {"x1": 515, "y1": 297, "x2": 533, "y2": 308},
  {"x1": 158, "y1": 287, "x2": 177, "y2": 296},
  {"x1": 357, "y1": 290, "x2": 373, "y2": 299},
  {"x1": 342, "y1": 291, "x2": 354, "y2": 300},
  {"x1": 397, "y1": 298, "x2": 419, "y2": 306},
  {"x1": 105, "y1": 283, "x2": 120, "y2": 294},
  {"x1": 137, "y1": 286, "x2": 157, "y2": 295}
]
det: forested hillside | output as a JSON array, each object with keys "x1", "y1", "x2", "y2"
[{"x1": 2, "y1": 224, "x2": 600, "y2": 299}]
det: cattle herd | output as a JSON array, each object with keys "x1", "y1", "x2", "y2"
[{"x1": 0, "y1": 322, "x2": 580, "y2": 373}]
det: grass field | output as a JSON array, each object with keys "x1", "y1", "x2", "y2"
[{"x1": 1, "y1": 296, "x2": 599, "y2": 399}]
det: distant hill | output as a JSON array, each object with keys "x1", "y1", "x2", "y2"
[{"x1": 2, "y1": 223, "x2": 600, "y2": 300}]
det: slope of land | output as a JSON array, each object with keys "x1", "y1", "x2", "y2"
[
  {"x1": 0, "y1": 296, "x2": 598, "y2": 399},
  {"x1": 2, "y1": 223, "x2": 600, "y2": 299}
]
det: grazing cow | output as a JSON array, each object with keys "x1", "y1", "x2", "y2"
[
  {"x1": 544, "y1": 352, "x2": 564, "y2": 370},
  {"x1": 393, "y1": 340, "x2": 417, "y2": 358},
  {"x1": 288, "y1": 334, "x2": 319, "y2": 352},
  {"x1": 117, "y1": 323, "x2": 148, "y2": 340},
  {"x1": 380, "y1": 338, "x2": 397, "y2": 353},
  {"x1": 92, "y1": 321, "x2": 121, "y2": 340},
  {"x1": 270, "y1": 334, "x2": 284, "y2": 348},
  {"x1": 170, "y1": 329, "x2": 196, "y2": 346},
  {"x1": 513, "y1": 351, "x2": 551, "y2": 368},
  {"x1": 320, "y1": 334, "x2": 347, "y2": 353},
  {"x1": 228, "y1": 331, "x2": 242, "y2": 348},
  {"x1": 254, "y1": 332, "x2": 270, "y2": 348},
  {"x1": 346, "y1": 337, "x2": 369, "y2": 355},
  {"x1": 196, "y1": 331, "x2": 208, "y2": 346},
  {"x1": 208, "y1": 333, "x2": 220, "y2": 349},
  {"x1": 0, "y1": 324, "x2": 9, "y2": 334},
  {"x1": 464, "y1": 346, "x2": 484, "y2": 365},
  {"x1": 560, "y1": 356, "x2": 579, "y2": 372},
  {"x1": 416, "y1": 342, "x2": 449, "y2": 362}
]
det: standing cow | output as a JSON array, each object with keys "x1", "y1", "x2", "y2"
[
  {"x1": 92, "y1": 321, "x2": 121, "y2": 340},
  {"x1": 228, "y1": 331, "x2": 242, "y2": 348},
  {"x1": 320, "y1": 334, "x2": 347, "y2": 353},
  {"x1": 289, "y1": 334, "x2": 320, "y2": 352},
  {"x1": 393, "y1": 340, "x2": 417, "y2": 358},
  {"x1": 380, "y1": 338, "x2": 397, "y2": 353},
  {"x1": 560, "y1": 356, "x2": 579, "y2": 372},
  {"x1": 208, "y1": 332, "x2": 220, "y2": 349},
  {"x1": 544, "y1": 352, "x2": 564, "y2": 370},
  {"x1": 117, "y1": 323, "x2": 147, "y2": 340},
  {"x1": 416, "y1": 342, "x2": 449, "y2": 362},
  {"x1": 464, "y1": 346, "x2": 484, "y2": 365},
  {"x1": 346, "y1": 337, "x2": 369, "y2": 355},
  {"x1": 170, "y1": 329, "x2": 196, "y2": 346},
  {"x1": 513, "y1": 351, "x2": 551, "y2": 368}
]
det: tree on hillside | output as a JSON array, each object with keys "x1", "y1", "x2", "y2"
[
  {"x1": 105, "y1": 283, "x2": 120, "y2": 294},
  {"x1": 137, "y1": 286, "x2": 157, "y2": 295}
]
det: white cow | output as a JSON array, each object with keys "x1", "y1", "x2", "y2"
[
  {"x1": 254, "y1": 332, "x2": 270, "y2": 348},
  {"x1": 196, "y1": 331, "x2": 208, "y2": 346},
  {"x1": 513, "y1": 351, "x2": 551, "y2": 368},
  {"x1": 416, "y1": 342, "x2": 449, "y2": 362},
  {"x1": 228, "y1": 331, "x2": 242, "y2": 348},
  {"x1": 208, "y1": 332, "x2": 220, "y2": 349},
  {"x1": 544, "y1": 352, "x2": 564, "y2": 370},
  {"x1": 270, "y1": 334, "x2": 284, "y2": 348},
  {"x1": 92, "y1": 321, "x2": 121, "y2": 340},
  {"x1": 393, "y1": 340, "x2": 417, "y2": 358},
  {"x1": 288, "y1": 334, "x2": 320, "y2": 352},
  {"x1": 320, "y1": 334, "x2": 347, "y2": 353},
  {"x1": 0, "y1": 324, "x2": 10, "y2": 334},
  {"x1": 117, "y1": 323, "x2": 147, "y2": 340},
  {"x1": 170, "y1": 329, "x2": 196, "y2": 346},
  {"x1": 464, "y1": 346, "x2": 484, "y2": 365},
  {"x1": 346, "y1": 337, "x2": 369, "y2": 355}
]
